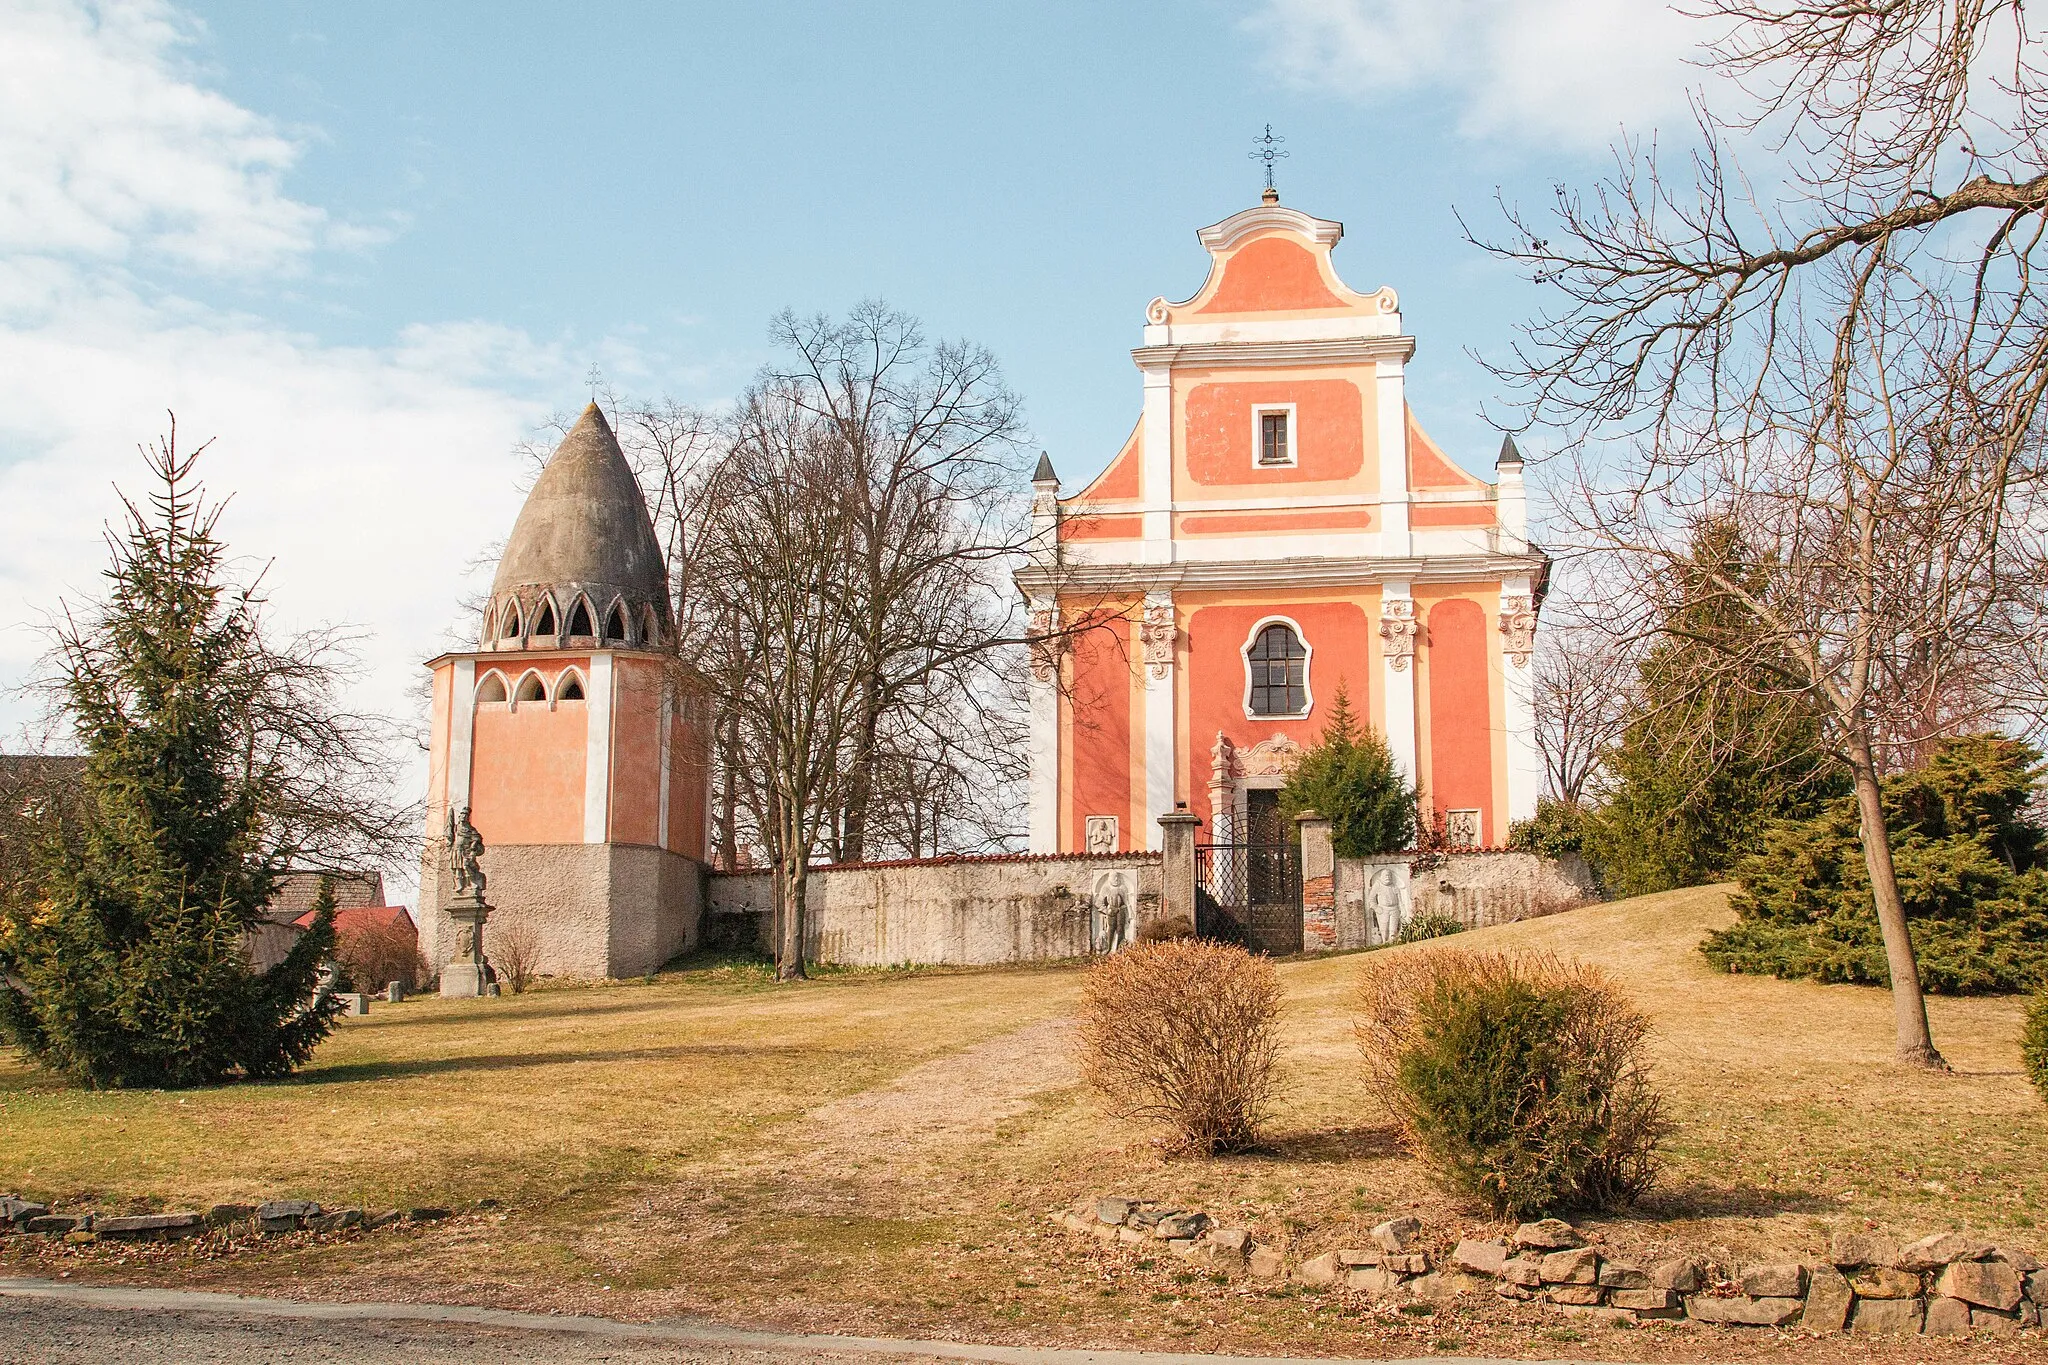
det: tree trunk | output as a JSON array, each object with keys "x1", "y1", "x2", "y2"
[
  {"x1": 776, "y1": 856, "x2": 808, "y2": 981},
  {"x1": 839, "y1": 688, "x2": 882, "y2": 864},
  {"x1": 1846, "y1": 736, "x2": 1944, "y2": 1068}
]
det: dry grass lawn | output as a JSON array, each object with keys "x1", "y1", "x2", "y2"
[{"x1": 3, "y1": 886, "x2": 2043, "y2": 1361}]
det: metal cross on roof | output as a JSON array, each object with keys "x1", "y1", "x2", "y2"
[{"x1": 1249, "y1": 124, "x2": 1288, "y2": 191}]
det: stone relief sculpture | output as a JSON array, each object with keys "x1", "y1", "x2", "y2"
[
  {"x1": 1084, "y1": 815, "x2": 1119, "y2": 854},
  {"x1": 1366, "y1": 864, "x2": 1410, "y2": 947},
  {"x1": 447, "y1": 806, "x2": 487, "y2": 897},
  {"x1": 1141, "y1": 596, "x2": 1176, "y2": 680},
  {"x1": 1089, "y1": 868, "x2": 1135, "y2": 954},
  {"x1": 1445, "y1": 808, "x2": 1482, "y2": 849}
]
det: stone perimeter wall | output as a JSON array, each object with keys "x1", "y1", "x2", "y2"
[
  {"x1": 1330, "y1": 850, "x2": 1600, "y2": 950},
  {"x1": 708, "y1": 855, "x2": 1164, "y2": 967},
  {"x1": 1057, "y1": 1199, "x2": 2046, "y2": 1339}
]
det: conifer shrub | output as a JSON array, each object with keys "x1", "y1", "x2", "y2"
[
  {"x1": 1077, "y1": 939, "x2": 1282, "y2": 1154},
  {"x1": 2024, "y1": 991, "x2": 2048, "y2": 1105},
  {"x1": 1358, "y1": 950, "x2": 1667, "y2": 1217},
  {"x1": 1701, "y1": 735, "x2": 2048, "y2": 994},
  {"x1": 1278, "y1": 682, "x2": 1415, "y2": 856}
]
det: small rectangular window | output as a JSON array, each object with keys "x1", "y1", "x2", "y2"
[{"x1": 1258, "y1": 411, "x2": 1291, "y2": 466}]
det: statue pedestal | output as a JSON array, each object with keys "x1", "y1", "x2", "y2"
[{"x1": 438, "y1": 892, "x2": 494, "y2": 999}]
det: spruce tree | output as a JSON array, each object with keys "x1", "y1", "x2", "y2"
[
  {"x1": 0, "y1": 426, "x2": 340, "y2": 1087},
  {"x1": 1581, "y1": 523, "x2": 1843, "y2": 895},
  {"x1": 1278, "y1": 682, "x2": 1416, "y2": 856}
]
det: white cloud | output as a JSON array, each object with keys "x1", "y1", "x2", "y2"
[
  {"x1": 0, "y1": 1, "x2": 624, "y2": 905},
  {"x1": 1248, "y1": 0, "x2": 1713, "y2": 149}
]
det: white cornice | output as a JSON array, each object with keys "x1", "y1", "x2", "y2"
[
  {"x1": 1142, "y1": 314, "x2": 1402, "y2": 347},
  {"x1": 1015, "y1": 549, "x2": 1551, "y2": 596},
  {"x1": 1131, "y1": 336, "x2": 1417, "y2": 371},
  {"x1": 1197, "y1": 205, "x2": 1343, "y2": 252}
]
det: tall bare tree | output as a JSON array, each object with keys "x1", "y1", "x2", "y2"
[
  {"x1": 1477, "y1": 3, "x2": 2048, "y2": 1066},
  {"x1": 1531, "y1": 617, "x2": 1636, "y2": 807}
]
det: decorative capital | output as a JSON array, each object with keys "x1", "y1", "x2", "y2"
[
  {"x1": 1027, "y1": 601, "x2": 1068, "y2": 682},
  {"x1": 1379, "y1": 597, "x2": 1417, "y2": 672},
  {"x1": 1141, "y1": 594, "x2": 1176, "y2": 681},
  {"x1": 1499, "y1": 595, "x2": 1537, "y2": 668}
]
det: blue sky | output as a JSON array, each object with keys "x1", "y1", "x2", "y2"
[{"x1": 0, "y1": 0, "x2": 1716, "y2": 866}]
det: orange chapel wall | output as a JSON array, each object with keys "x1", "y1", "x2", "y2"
[
  {"x1": 469, "y1": 657, "x2": 590, "y2": 846},
  {"x1": 1061, "y1": 608, "x2": 1141, "y2": 851},
  {"x1": 1412, "y1": 589, "x2": 1506, "y2": 846}
]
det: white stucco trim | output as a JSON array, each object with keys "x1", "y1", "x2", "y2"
[
  {"x1": 1027, "y1": 615, "x2": 1060, "y2": 853},
  {"x1": 1139, "y1": 362, "x2": 1174, "y2": 559},
  {"x1": 1142, "y1": 591, "x2": 1176, "y2": 851},
  {"x1": 1502, "y1": 578, "x2": 1542, "y2": 825},
  {"x1": 1379, "y1": 580, "x2": 1418, "y2": 788},
  {"x1": 657, "y1": 676, "x2": 673, "y2": 852},
  {"x1": 1015, "y1": 548, "x2": 1549, "y2": 596},
  {"x1": 1240, "y1": 615, "x2": 1315, "y2": 721},
  {"x1": 1131, "y1": 336, "x2": 1415, "y2": 371},
  {"x1": 1376, "y1": 357, "x2": 1411, "y2": 558},
  {"x1": 1141, "y1": 314, "x2": 1403, "y2": 347},
  {"x1": 449, "y1": 658, "x2": 476, "y2": 815},
  {"x1": 1249, "y1": 402, "x2": 1298, "y2": 469},
  {"x1": 583, "y1": 651, "x2": 614, "y2": 845},
  {"x1": 1195, "y1": 204, "x2": 1344, "y2": 251}
]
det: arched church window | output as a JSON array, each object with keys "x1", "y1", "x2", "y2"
[
  {"x1": 475, "y1": 672, "x2": 509, "y2": 704},
  {"x1": 514, "y1": 673, "x2": 547, "y2": 704},
  {"x1": 641, "y1": 604, "x2": 662, "y2": 647},
  {"x1": 556, "y1": 672, "x2": 586, "y2": 701},
  {"x1": 566, "y1": 597, "x2": 594, "y2": 638},
  {"x1": 1246, "y1": 622, "x2": 1308, "y2": 716},
  {"x1": 533, "y1": 599, "x2": 558, "y2": 638},
  {"x1": 603, "y1": 602, "x2": 628, "y2": 643},
  {"x1": 497, "y1": 603, "x2": 521, "y2": 640}
]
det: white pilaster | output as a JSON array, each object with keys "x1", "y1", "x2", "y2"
[
  {"x1": 1139, "y1": 361, "x2": 1174, "y2": 561},
  {"x1": 1026, "y1": 597, "x2": 1060, "y2": 853},
  {"x1": 1142, "y1": 591, "x2": 1177, "y2": 851},
  {"x1": 584, "y1": 652, "x2": 614, "y2": 844},
  {"x1": 1501, "y1": 577, "x2": 1542, "y2": 824},
  {"x1": 1379, "y1": 582, "x2": 1418, "y2": 789},
  {"x1": 449, "y1": 658, "x2": 476, "y2": 814},
  {"x1": 1375, "y1": 358, "x2": 1410, "y2": 557},
  {"x1": 656, "y1": 674, "x2": 673, "y2": 851}
]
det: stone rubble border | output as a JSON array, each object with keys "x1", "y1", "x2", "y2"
[
  {"x1": 1053, "y1": 1197, "x2": 2046, "y2": 1339},
  {"x1": 0, "y1": 1195, "x2": 454, "y2": 1245}
]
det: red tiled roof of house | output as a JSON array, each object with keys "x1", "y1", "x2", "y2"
[{"x1": 293, "y1": 904, "x2": 416, "y2": 936}]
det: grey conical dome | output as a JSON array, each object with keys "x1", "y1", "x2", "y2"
[{"x1": 484, "y1": 403, "x2": 670, "y2": 650}]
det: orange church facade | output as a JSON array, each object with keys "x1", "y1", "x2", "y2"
[{"x1": 1017, "y1": 193, "x2": 1547, "y2": 855}]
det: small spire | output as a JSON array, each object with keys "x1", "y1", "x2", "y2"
[
  {"x1": 1496, "y1": 433, "x2": 1524, "y2": 467},
  {"x1": 1032, "y1": 451, "x2": 1058, "y2": 485}
]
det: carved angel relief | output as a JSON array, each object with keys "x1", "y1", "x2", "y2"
[
  {"x1": 1141, "y1": 598, "x2": 1176, "y2": 680},
  {"x1": 1499, "y1": 596, "x2": 1537, "y2": 668},
  {"x1": 1379, "y1": 598, "x2": 1417, "y2": 671}
]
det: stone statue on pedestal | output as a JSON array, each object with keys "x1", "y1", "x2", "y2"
[{"x1": 439, "y1": 805, "x2": 495, "y2": 999}]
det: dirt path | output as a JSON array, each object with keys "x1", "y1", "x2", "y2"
[{"x1": 792, "y1": 1015, "x2": 1078, "y2": 1171}]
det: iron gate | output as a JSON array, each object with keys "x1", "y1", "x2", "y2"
[{"x1": 1195, "y1": 842, "x2": 1303, "y2": 954}]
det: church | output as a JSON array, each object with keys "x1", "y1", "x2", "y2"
[
  {"x1": 1015, "y1": 188, "x2": 1547, "y2": 856},
  {"x1": 416, "y1": 186, "x2": 1547, "y2": 979}
]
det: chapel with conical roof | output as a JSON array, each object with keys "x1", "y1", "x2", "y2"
[{"x1": 420, "y1": 404, "x2": 710, "y2": 979}]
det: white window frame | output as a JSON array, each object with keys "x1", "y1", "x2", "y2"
[
  {"x1": 1240, "y1": 615, "x2": 1314, "y2": 720},
  {"x1": 1251, "y1": 403, "x2": 1298, "y2": 469}
]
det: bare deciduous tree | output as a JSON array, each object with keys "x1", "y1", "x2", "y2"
[
  {"x1": 1531, "y1": 617, "x2": 1636, "y2": 806},
  {"x1": 1477, "y1": 3, "x2": 2048, "y2": 1066}
]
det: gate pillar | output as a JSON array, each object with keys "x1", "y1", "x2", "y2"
[
  {"x1": 1158, "y1": 810, "x2": 1201, "y2": 932},
  {"x1": 1296, "y1": 810, "x2": 1337, "y2": 951}
]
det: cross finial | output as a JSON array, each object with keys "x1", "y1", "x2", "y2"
[{"x1": 1249, "y1": 124, "x2": 1288, "y2": 199}]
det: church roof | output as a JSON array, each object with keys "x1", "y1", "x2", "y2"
[{"x1": 490, "y1": 403, "x2": 667, "y2": 608}]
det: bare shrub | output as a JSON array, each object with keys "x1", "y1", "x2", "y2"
[
  {"x1": 1358, "y1": 950, "x2": 1667, "y2": 1217},
  {"x1": 334, "y1": 919, "x2": 421, "y2": 994},
  {"x1": 1136, "y1": 915, "x2": 1195, "y2": 944},
  {"x1": 1077, "y1": 939, "x2": 1282, "y2": 1155},
  {"x1": 492, "y1": 919, "x2": 542, "y2": 994}
]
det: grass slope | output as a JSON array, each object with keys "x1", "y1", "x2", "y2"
[{"x1": 3, "y1": 886, "x2": 2042, "y2": 1362}]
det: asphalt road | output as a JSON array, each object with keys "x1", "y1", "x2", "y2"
[{"x1": 0, "y1": 1280, "x2": 1623, "y2": 1365}]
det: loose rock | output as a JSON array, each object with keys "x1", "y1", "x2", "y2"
[
  {"x1": 1597, "y1": 1261, "x2": 1649, "y2": 1289},
  {"x1": 1936, "y1": 1258, "x2": 2023, "y2": 1311},
  {"x1": 1801, "y1": 1265, "x2": 1854, "y2": 1333},
  {"x1": 1685, "y1": 1295, "x2": 1804, "y2": 1327},
  {"x1": 1370, "y1": 1216, "x2": 1422, "y2": 1253},
  {"x1": 1922, "y1": 1295, "x2": 1972, "y2": 1337},
  {"x1": 1650, "y1": 1257, "x2": 1705, "y2": 1294},
  {"x1": 1247, "y1": 1247, "x2": 1284, "y2": 1280},
  {"x1": 1545, "y1": 1284, "x2": 1604, "y2": 1306},
  {"x1": 1848, "y1": 1266, "x2": 1922, "y2": 1299},
  {"x1": 1450, "y1": 1239, "x2": 1508, "y2": 1277},
  {"x1": 1829, "y1": 1228, "x2": 1898, "y2": 1268},
  {"x1": 1513, "y1": 1218, "x2": 1585, "y2": 1250},
  {"x1": 1739, "y1": 1263, "x2": 1807, "y2": 1299},
  {"x1": 1850, "y1": 1297, "x2": 1926, "y2": 1335},
  {"x1": 1294, "y1": 1251, "x2": 1340, "y2": 1287},
  {"x1": 1898, "y1": 1231, "x2": 1993, "y2": 1271},
  {"x1": 1539, "y1": 1246, "x2": 1599, "y2": 1285},
  {"x1": 1153, "y1": 1211, "x2": 1210, "y2": 1241}
]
